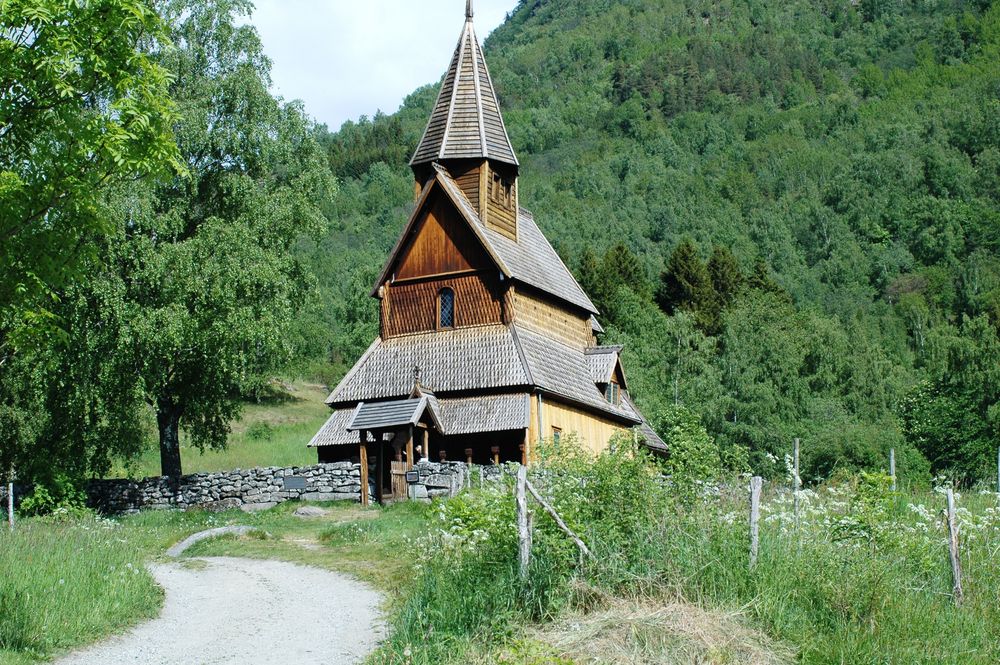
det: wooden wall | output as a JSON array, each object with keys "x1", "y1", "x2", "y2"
[
  {"x1": 382, "y1": 273, "x2": 505, "y2": 337},
  {"x1": 511, "y1": 287, "x2": 595, "y2": 349},
  {"x1": 483, "y1": 163, "x2": 518, "y2": 240},
  {"x1": 450, "y1": 161, "x2": 482, "y2": 211},
  {"x1": 529, "y1": 396, "x2": 625, "y2": 453},
  {"x1": 395, "y1": 196, "x2": 492, "y2": 280}
]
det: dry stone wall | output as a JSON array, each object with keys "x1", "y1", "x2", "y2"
[{"x1": 84, "y1": 460, "x2": 469, "y2": 514}]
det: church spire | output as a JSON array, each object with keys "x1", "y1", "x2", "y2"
[{"x1": 410, "y1": 1, "x2": 518, "y2": 168}]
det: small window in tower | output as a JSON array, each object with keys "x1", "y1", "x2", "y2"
[
  {"x1": 490, "y1": 171, "x2": 512, "y2": 208},
  {"x1": 605, "y1": 382, "x2": 621, "y2": 406},
  {"x1": 552, "y1": 426, "x2": 562, "y2": 446},
  {"x1": 439, "y1": 287, "x2": 455, "y2": 328}
]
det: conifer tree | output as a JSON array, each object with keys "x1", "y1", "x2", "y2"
[
  {"x1": 706, "y1": 246, "x2": 745, "y2": 333},
  {"x1": 656, "y1": 239, "x2": 713, "y2": 330}
]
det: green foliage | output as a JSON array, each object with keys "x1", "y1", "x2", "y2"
[
  {"x1": 17, "y1": 473, "x2": 87, "y2": 518},
  {"x1": 10, "y1": 0, "x2": 337, "y2": 479},
  {"x1": 651, "y1": 405, "x2": 722, "y2": 495},
  {"x1": 0, "y1": 0, "x2": 182, "y2": 344},
  {"x1": 306, "y1": 0, "x2": 1000, "y2": 483}
]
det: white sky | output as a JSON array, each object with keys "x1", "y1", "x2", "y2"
[{"x1": 249, "y1": 0, "x2": 521, "y2": 131}]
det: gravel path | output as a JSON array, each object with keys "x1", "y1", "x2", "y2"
[{"x1": 56, "y1": 557, "x2": 385, "y2": 665}]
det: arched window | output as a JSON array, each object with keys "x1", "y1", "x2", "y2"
[{"x1": 438, "y1": 287, "x2": 455, "y2": 328}]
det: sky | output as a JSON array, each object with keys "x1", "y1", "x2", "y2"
[{"x1": 249, "y1": 0, "x2": 521, "y2": 131}]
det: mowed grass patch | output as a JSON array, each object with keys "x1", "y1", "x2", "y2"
[
  {"x1": 112, "y1": 381, "x2": 331, "y2": 478},
  {"x1": 0, "y1": 518, "x2": 161, "y2": 662},
  {"x1": 181, "y1": 500, "x2": 434, "y2": 591}
]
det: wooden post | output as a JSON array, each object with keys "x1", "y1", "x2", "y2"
[
  {"x1": 438, "y1": 449, "x2": 447, "y2": 463},
  {"x1": 465, "y1": 448, "x2": 473, "y2": 465},
  {"x1": 793, "y1": 438, "x2": 801, "y2": 531},
  {"x1": 359, "y1": 432, "x2": 369, "y2": 507},
  {"x1": 525, "y1": 479, "x2": 591, "y2": 559},
  {"x1": 516, "y1": 465, "x2": 531, "y2": 581},
  {"x1": 406, "y1": 426, "x2": 414, "y2": 471},
  {"x1": 889, "y1": 448, "x2": 896, "y2": 491},
  {"x1": 749, "y1": 476, "x2": 762, "y2": 570},
  {"x1": 522, "y1": 429, "x2": 530, "y2": 466},
  {"x1": 6, "y1": 467, "x2": 13, "y2": 532},
  {"x1": 375, "y1": 440, "x2": 384, "y2": 504},
  {"x1": 491, "y1": 445, "x2": 500, "y2": 465},
  {"x1": 946, "y1": 488, "x2": 964, "y2": 606},
  {"x1": 423, "y1": 429, "x2": 429, "y2": 462}
]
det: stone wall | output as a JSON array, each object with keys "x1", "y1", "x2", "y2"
[
  {"x1": 86, "y1": 462, "x2": 368, "y2": 514},
  {"x1": 84, "y1": 460, "x2": 470, "y2": 514}
]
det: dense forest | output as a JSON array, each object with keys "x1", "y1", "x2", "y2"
[
  {"x1": 2, "y1": 0, "x2": 999, "y2": 492},
  {"x1": 301, "y1": 0, "x2": 1000, "y2": 485}
]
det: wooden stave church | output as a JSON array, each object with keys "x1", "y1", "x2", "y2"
[{"x1": 309, "y1": 1, "x2": 664, "y2": 501}]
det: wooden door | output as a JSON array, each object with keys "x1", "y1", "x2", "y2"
[{"x1": 390, "y1": 461, "x2": 408, "y2": 501}]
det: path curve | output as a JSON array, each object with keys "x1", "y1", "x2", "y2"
[{"x1": 56, "y1": 557, "x2": 384, "y2": 665}]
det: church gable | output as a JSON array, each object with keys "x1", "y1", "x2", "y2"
[{"x1": 394, "y1": 188, "x2": 494, "y2": 281}]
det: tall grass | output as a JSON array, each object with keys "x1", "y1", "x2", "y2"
[
  {"x1": 0, "y1": 518, "x2": 161, "y2": 660},
  {"x1": 371, "y1": 440, "x2": 1000, "y2": 664}
]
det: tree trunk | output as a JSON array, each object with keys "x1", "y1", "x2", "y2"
[{"x1": 157, "y1": 404, "x2": 183, "y2": 478}]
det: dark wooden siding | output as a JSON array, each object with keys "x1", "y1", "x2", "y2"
[
  {"x1": 382, "y1": 273, "x2": 506, "y2": 337},
  {"x1": 395, "y1": 194, "x2": 492, "y2": 280},
  {"x1": 450, "y1": 161, "x2": 482, "y2": 211}
]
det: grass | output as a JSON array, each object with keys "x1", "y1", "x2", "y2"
[
  {"x1": 0, "y1": 499, "x2": 432, "y2": 664},
  {"x1": 110, "y1": 381, "x2": 331, "y2": 478},
  {"x1": 0, "y1": 518, "x2": 161, "y2": 663}
]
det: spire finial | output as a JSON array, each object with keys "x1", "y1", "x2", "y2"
[{"x1": 466, "y1": 0, "x2": 473, "y2": 20}]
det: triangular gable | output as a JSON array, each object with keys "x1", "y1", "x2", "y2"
[
  {"x1": 370, "y1": 173, "x2": 510, "y2": 296},
  {"x1": 395, "y1": 193, "x2": 493, "y2": 280}
]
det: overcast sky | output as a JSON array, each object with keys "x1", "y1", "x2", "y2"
[{"x1": 249, "y1": 0, "x2": 521, "y2": 131}]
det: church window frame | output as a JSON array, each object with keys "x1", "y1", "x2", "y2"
[{"x1": 438, "y1": 287, "x2": 456, "y2": 329}]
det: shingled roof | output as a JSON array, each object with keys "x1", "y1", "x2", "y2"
[
  {"x1": 325, "y1": 324, "x2": 639, "y2": 424},
  {"x1": 327, "y1": 325, "x2": 528, "y2": 406},
  {"x1": 513, "y1": 327, "x2": 637, "y2": 421},
  {"x1": 310, "y1": 393, "x2": 531, "y2": 448},
  {"x1": 410, "y1": 2, "x2": 517, "y2": 167}
]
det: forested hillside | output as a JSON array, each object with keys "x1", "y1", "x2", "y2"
[{"x1": 301, "y1": 0, "x2": 1000, "y2": 483}]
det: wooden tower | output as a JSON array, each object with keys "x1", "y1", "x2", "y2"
[{"x1": 309, "y1": 1, "x2": 664, "y2": 502}]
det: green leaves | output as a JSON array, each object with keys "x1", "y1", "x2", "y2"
[{"x1": 0, "y1": 0, "x2": 182, "y2": 342}]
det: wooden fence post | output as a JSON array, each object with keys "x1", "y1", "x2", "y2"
[
  {"x1": 515, "y1": 466, "x2": 531, "y2": 581},
  {"x1": 793, "y1": 438, "x2": 801, "y2": 531},
  {"x1": 6, "y1": 467, "x2": 13, "y2": 532},
  {"x1": 946, "y1": 488, "x2": 963, "y2": 606},
  {"x1": 359, "y1": 432, "x2": 369, "y2": 508},
  {"x1": 889, "y1": 448, "x2": 896, "y2": 491},
  {"x1": 525, "y1": 479, "x2": 591, "y2": 560},
  {"x1": 749, "y1": 476, "x2": 762, "y2": 570}
]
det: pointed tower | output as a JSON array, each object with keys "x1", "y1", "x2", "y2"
[
  {"x1": 308, "y1": 2, "x2": 666, "y2": 490},
  {"x1": 410, "y1": 0, "x2": 520, "y2": 240}
]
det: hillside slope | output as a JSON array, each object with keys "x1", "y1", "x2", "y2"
[{"x1": 299, "y1": 0, "x2": 1000, "y2": 482}]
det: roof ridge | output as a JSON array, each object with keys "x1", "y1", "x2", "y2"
[
  {"x1": 326, "y1": 338, "x2": 382, "y2": 405},
  {"x1": 509, "y1": 325, "x2": 535, "y2": 386}
]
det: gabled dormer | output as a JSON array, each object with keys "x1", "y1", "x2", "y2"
[{"x1": 410, "y1": 1, "x2": 519, "y2": 241}]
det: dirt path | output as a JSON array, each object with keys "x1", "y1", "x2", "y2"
[{"x1": 56, "y1": 557, "x2": 385, "y2": 665}]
